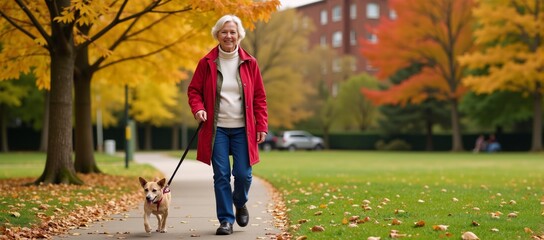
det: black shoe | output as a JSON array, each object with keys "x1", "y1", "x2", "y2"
[
  {"x1": 216, "y1": 222, "x2": 233, "y2": 235},
  {"x1": 236, "y1": 205, "x2": 249, "y2": 227}
]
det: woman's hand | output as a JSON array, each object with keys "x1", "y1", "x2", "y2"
[
  {"x1": 194, "y1": 110, "x2": 207, "y2": 123},
  {"x1": 257, "y1": 132, "x2": 267, "y2": 144}
]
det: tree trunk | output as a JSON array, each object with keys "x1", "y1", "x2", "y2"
[
  {"x1": 145, "y1": 123, "x2": 152, "y2": 150},
  {"x1": 39, "y1": 91, "x2": 50, "y2": 152},
  {"x1": 425, "y1": 108, "x2": 434, "y2": 151},
  {"x1": 172, "y1": 125, "x2": 180, "y2": 150},
  {"x1": 181, "y1": 123, "x2": 188, "y2": 150},
  {"x1": 0, "y1": 104, "x2": 8, "y2": 152},
  {"x1": 322, "y1": 125, "x2": 330, "y2": 149},
  {"x1": 74, "y1": 35, "x2": 101, "y2": 174},
  {"x1": 35, "y1": 0, "x2": 82, "y2": 185},
  {"x1": 531, "y1": 87, "x2": 542, "y2": 151},
  {"x1": 450, "y1": 99, "x2": 464, "y2": 151}
]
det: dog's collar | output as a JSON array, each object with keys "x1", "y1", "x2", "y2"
[
  {"x1": 148, "y1": 187, "x2": 170, "y2": 211},
  {"x1": 155, "y1": 197, "x2": 163, "y2": 211}
]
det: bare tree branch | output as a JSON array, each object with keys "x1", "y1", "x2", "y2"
[
  {"x1": 98, "y1": 31, "x2": 194, "y2": 71},
  {"x1": 2, "y1": 1, "x2": 53, "y2": 50},
  {"x1": 0, "y1": 10, "x2": 37, "y2": 39}
]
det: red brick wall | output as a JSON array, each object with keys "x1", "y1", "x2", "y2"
[{"x1": 296, "y1": 0, "x2": 391, "y2": 77}]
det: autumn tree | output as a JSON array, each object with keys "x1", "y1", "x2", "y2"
[
  {"x1": 335, "y1": 74, "x2": 380, "y2": 131},
  {"x1": 299, "y1": 46, "x2": 354, "y2": 143},
  {"x1": 131, "y1": 80, "x2": 178, "y2": 150},
  {"x1": 458, "y1": 0, "x2": 543, "y2": 151},
  {"x1": 298, "y1": 46, "x2": 341, "y2": 144},
  {"x1": 292, "y1": 46, "x2": 358, "y2": 146},
  {"x1": 243, "y1": 9, "x2": 314, "y2": 129},
  {"x1": 360, "y1": 0, "x2": 475, "y2": 151},
  {"x1": 1, "y1": 0, "x2": 85, "y2": 184},
  {"x1": 0, "y1": 0, "x2": 280, "y2": 184}
]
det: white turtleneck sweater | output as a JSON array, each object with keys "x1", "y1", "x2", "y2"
[{"x1": 217, "y1": 46, "x2": 245, "y2": 128}]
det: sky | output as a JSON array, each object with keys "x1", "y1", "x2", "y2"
[{"x1": 279, "y1": 0, "x2": 321, "y2": 10}]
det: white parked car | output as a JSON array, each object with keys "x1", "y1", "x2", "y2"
[{"x1": 276, "y1": 130, "x2": 324, "y2": 151}]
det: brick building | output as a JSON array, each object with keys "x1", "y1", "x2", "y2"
[{"x1": 295, "y1": 0, "x2": 394, "y2": 94}]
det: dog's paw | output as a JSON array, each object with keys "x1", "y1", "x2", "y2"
[{"x1": 160, "y1": 230, "x2": 167, "y2": 233}]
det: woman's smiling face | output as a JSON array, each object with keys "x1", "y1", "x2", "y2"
[{"x1": 217, "y1": 21, "x2": 238, "y2": 52}]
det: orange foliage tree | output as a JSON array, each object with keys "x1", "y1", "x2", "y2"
[{"x1": 360, "y1": 0, "x2": 475, "y2": 151}]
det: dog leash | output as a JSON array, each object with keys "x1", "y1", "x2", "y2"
[{"x1": 167, "y1": 122, "x2": 203, "y2": 187}]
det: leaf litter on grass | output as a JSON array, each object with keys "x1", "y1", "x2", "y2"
[
  {"x1": 0, "y1": 174, "x2": 142, "y2": 239},
  {"x1": 272, "y1": 176, "x2": 544, "y2": 240}
]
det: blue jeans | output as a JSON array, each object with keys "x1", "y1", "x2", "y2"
[{"x1": 212, "y1": 127, "x2": 252, "y2": 224}]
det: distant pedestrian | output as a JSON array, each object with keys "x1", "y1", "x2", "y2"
[
  {"x1": 187, "y1": 14, "x2": 268, "y2": 235},
  {"x1": 473, "y1": 134, "x2": 486, "y2": 153},
  {"x1": 486, "y1": 134, "x2": 501, "y2": 152}
]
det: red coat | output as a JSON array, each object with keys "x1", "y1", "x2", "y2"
[{"x1": 187, "y1": 46, "x2": 268, "y2": 166}]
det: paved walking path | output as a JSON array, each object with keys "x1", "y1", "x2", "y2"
[{"x1": 55, "y1": 152, "x2": 281, "y2": 239}]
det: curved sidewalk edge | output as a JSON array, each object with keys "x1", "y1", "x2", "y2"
[{"x1": 54, "y1": 152, "x2": 282, "y2": 240}]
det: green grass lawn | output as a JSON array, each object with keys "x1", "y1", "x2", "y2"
[
  {"x1": 254, "y1": 151, "x2": 544, "y2": 239},
  {"x1": 0, "y1": 152, "x2": 158, "y2": 178}
]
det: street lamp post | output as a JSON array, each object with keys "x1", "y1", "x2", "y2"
[{"x1": 124, "y1": 84, "x2": 129, "y2": 169}]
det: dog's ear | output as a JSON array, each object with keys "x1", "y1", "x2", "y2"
[
  {"x1": 157, "y1": 178, "x2": 167, "y2": 188},
  {"x1": 138, "y1": 177, "x2": 147, "y2": 187}
]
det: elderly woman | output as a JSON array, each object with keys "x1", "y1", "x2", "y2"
[{"x1": 187, "y1": 15, "x2": 268, "y2": 235}]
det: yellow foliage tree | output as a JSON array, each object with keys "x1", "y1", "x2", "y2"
[
  {"x1": 458, "y1": 0, "x2": 543, "y2": 151},
  {"x1": 243, "y1": 9, "x2": 314, "y2": 129}
]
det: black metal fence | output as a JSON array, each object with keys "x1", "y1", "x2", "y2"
[{"x1": 2, "y1": 126, "x2": 537, "y2": 152}]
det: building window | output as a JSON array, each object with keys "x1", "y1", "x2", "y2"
[
  {"x1": 350, "y1": 4, "x2": 357, "y2": 19},
  {"x1": 367, "y1": 3, "x2": 380, "y2": 19},
  {"x1": 332, "y1": 31, "x2": 342, "y2": 48},
  {"x1": 367, "y1": 33, "x2": 378, "y2": 44},
  {"x1": 320, "y1": 10, "x2": 328, "y2": 25},
  {"x1": 320, "y1": 35, "x2": 327, "y2": 46},
  {"x1": 350, "y1": 30, "x2": 357, "y2": 46},
  {"x1": 332, "y1": 5, "x2": 342, "y2": 22},
  {"x1": 332, "y1": 58, "x2": 341, "y2": 72},
  {"x1": 389, "y1": 9, "x2": 397, "y2": 20}
]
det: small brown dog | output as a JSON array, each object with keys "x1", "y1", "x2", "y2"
[{"x1": 138, "y1": 177, "x2": 171, "y2": 233}]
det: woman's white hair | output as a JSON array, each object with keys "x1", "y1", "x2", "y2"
[{"x1": 211, "y1": 14, "x2": 246, "y2": 44}]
